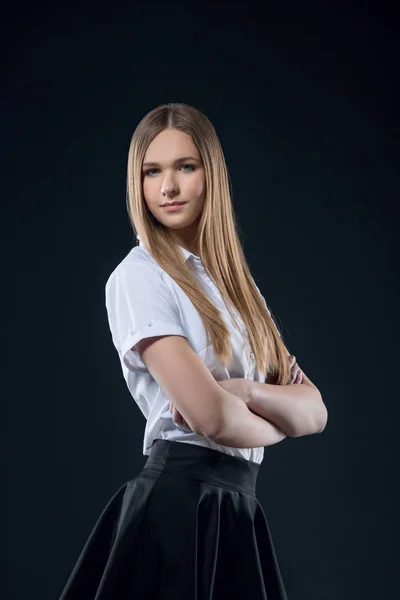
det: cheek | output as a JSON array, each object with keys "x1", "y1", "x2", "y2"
[
  {"x1": 142, "y1": 181, "x2": 157, "y2": 209},
  {"x1": 189, "y1": 176, "x2": 205, "y2": 198},
  {"x1": 142, "y1": 179, "x2": 151, "y2": 198}
]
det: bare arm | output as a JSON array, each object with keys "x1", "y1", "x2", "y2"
[
  {"x1": 246, "y1": 375, "x2": 328, "y2": 437},
  {"x1": 136, "y1": 333, "x2": 289, "y2": 447},
  {"x1": 208, "y1": 390, "x2": 288, "y2": 448}
]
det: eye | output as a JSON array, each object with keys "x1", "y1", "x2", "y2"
[
  {"x1": 181, "y1": 164, "x2": 196, "y2": 172},
  {"x1": 143, "y1": 164, "x2": 196, "y2": 177}
]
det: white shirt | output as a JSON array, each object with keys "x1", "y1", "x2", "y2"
[{"x1": 105, "y1": 235, "x2": 279, "y2": 464}]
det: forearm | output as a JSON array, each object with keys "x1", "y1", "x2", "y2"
[
  {"x1": 247, "y1": 381, "x2": 327, "y2": 437},
  {"x1": 207, "y1": 390, "x2": 288, "y2": 448}
]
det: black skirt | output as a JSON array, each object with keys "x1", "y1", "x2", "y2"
[{"x1": 58, "y1": 439, "x2": 288, "y2": 600}]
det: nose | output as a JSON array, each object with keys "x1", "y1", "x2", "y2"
[
  {"x1": 161, "y1": 171, "x2": 179, "y2": 195},
  {"x1": 162, "y1": 185, "x2": 177, "y2": 196}
]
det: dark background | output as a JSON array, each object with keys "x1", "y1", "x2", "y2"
[{"x1": 2, "y1": 1, "x2": 398, "y2": 599}]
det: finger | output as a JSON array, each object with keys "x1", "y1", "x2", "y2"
[
  {"x1": 178, "y1": 411, "x2": 187, "y2": 428},
  {"x1": 290, "y1": 362, "x2": 299, "y2": 383},
  {"x1": 294, "y1": 369, "x2": 302, "y2": 384},
  {"x1": 172, "y1": 407, "x2": 182, "y2": 425}
]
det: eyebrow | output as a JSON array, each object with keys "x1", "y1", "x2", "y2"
[{"x1": 142, "y1": 156, "x2": 200, "y2": 168}]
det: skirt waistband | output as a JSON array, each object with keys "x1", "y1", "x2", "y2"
[{"x1": 143, "y1": 439, "x2": 260, "y2": 496}]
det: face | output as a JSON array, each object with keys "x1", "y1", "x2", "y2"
[{"x1": 142, "y1": 128, "x2": 206, "y2": 253}]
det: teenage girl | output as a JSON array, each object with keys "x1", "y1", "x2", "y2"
[{"x1": 59, "y1": 102, "x2": 327, "y2": 600}]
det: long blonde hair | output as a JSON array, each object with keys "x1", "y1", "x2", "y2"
[{"x1": 126, "y1": 102, "x2": 291, "y2": 385}]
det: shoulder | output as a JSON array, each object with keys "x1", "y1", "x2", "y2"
[{"x1": 105, "y1": 246, "x2": 163, "y2": 293}]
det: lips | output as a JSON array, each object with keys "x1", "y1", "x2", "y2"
[{"x1": 162, "y1": 201, "x2": 186, "y2": 207}]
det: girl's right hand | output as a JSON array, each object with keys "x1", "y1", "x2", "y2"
[{"x1": 288, "y1": 355, "x2": 303, "y2": 384}]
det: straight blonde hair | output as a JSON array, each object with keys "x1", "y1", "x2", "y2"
[{"x1": 126, "y1": 102, "x2": 291, "y2": 385}]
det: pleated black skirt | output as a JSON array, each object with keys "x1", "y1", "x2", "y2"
[{"x1": 58, "y1": 439, "x2": 288, "y2": 600}]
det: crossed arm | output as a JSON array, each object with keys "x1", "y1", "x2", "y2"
[
  {"x1": 172, "y1": 355, "x2": 327, "y2": 439},
  {"x1": 246, "y1": 373, "x2": 327, "y2": 437}
]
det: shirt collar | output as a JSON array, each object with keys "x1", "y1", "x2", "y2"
[{"x1": 136, "y1": 233, "x2": 201, "y2": 264}]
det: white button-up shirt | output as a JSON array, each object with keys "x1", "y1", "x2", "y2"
[{"x1": 105, "y1": 235, "x2": 279, "y2": 464}]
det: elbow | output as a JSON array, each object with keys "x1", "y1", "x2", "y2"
[
  {"x1": 194, "y1": 420, "x2": 223, "y2": 440},
  {"x1": 317, "y1": 404, "x2": 328, "y2": 433},
  {"x1": 292, "y1": 393, "x2": 328, "y2": 437},
  {"x1": 193, "y1": 388, "x2": 230, "y2": 440},
  {"x1": 192, "y1": 411, "x2": 225, "y2": 440},
  {"x1": 313, "y1": 396, "x2": 328, "y2": 434}
]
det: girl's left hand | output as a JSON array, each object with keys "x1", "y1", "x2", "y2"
[{"x1": 169, "y1": 400, "x2": 192, "y2": 430}]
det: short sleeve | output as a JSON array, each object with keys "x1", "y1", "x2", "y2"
[{"x1": 105, "y1": 262, "x2": 188, "y2": 372}]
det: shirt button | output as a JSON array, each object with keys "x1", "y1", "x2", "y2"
[
  {"x1": 147, "y1": 320, "x2": 153, "y2": 327},
  {"x1": 250, "y1": 352, "x2": 255, "y2": 359}
]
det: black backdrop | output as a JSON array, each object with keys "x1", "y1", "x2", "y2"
[{"x1": 2, "y1": 1, "x2": 398, "y2": 599}]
